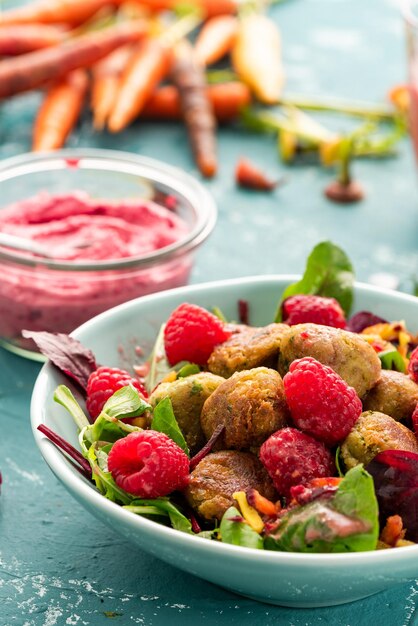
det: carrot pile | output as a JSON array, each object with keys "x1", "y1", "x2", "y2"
[
  {"x1": 0, "y1": 0, "x2": 273, "y2": 175},
  {"x1": 0, "y1": 0, "x2": 406, "y2": 191}
]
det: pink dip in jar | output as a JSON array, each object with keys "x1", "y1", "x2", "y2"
[
  {"x1": 0, "y1": 192, "x2": 191, "y2": 353},
  {"x1": 0, "y1": 150, "x2": 217, "y2": 359}
]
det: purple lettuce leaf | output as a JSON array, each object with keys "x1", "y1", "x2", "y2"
[{"x1": 22, "y1": 330, "x2": 97, "y2": 392}]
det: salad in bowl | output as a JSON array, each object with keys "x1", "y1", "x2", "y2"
[{"x1": 30, "y1": 242, "x2": 418, "y2": 607}]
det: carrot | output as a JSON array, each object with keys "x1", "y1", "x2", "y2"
[
  {"x1": 33, "y1": 69, "x2": 89, "y2": 151},
  {"x1": 0, "y1": 24, "x2": 66, "y2": 55},
  {"x1": 170, "y1": 39, "x2": 217, "y2": 177},
  {"x1": 194, "y1": 15, "x2": 238, "y2": 66},
  {"x1": 142, "y1": 81, "x2": 251, "y2": 122},
  {"x1": 231, "y1": 12, "x2": 284, "y2": 105},
  {"x1": 235, "y1": 158, "x2": 278, "y2": 191},
  {"x1": 0, "y1": 20, "x2": 148, "y2": 100},
  {"x1": 246, "y1": 489, "x2": 278, "y2": 518},
  {"x1": 380, "y1": 515, "x2": 405, "y2": 547},
  {"x1": 107, "y1": 38, "x2": 173, "y2": 132},
  {"x1": 0, "y1": 0, "x2": 119, "y2": 27},
  {"x1": 107, "y1": 12, "x2": 199, "y2": 132},
  {"x1": 91, "y1": 44, "x2": 134, "y2": 130},
  {"x1": 126, "y1": 0, "x2": 237, "y2": 18}
]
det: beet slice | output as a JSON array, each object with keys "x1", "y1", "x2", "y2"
[
  {"x1": 366, "y1": 449, "x2": 418, "y2": 542},
  {"x1": 346, "y1": 311, "x2": 388, "y2": 333}
]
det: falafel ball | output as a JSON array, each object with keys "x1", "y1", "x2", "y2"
[
  {"x1": 208, "y1": 323, "x2": 289, "y2": 378},
  {"x1": 149, "y1": 372, "x2": 224, "y2": 454},
  {"x1": 362, "y1": 370, "x2": 418, "y2": 422},
  {"x1": 200, "y1": 367, "x2": 289, "y2": 450},
  {"x1": 340, "y1": 410, "x2": 418, "y2": 469},
  {"x1": 185, "y1": 450, "x2": 277, "y2": 521},
  {"x1": 278, "y1": 323, "x2": 381, "y2": 397}
]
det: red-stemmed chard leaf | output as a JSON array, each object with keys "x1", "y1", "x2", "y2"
[
  {"x1": 189, "y1": 424, "x2": 225, "y2": 470},
  {"x1": 365, "y1": 449, "x2": 418, "y2": 542},
  {"x1": 37, "y1": 424, "x2": 92, "y2": 479},
  {"x1": 346, "y1": 311, "x2": 388, "y2": 333},
  {"x1": 22, "y1": 330, "x2": 97, "y2": 393}
]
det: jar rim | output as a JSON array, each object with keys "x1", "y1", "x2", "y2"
[{"x1": 0, "y1": 149, "x2": 217, "y2": 272}]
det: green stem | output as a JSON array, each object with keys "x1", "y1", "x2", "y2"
[
  {"x1": 53, "y1": 385, "x2": 90, "y2": 431},
  {"x1": 279, "y1": 94, "x2": 396, "y2": 121},
  {"x1": 338, "y1": 138, "x2": 352, "y2": 186}
]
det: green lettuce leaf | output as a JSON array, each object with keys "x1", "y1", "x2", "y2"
[
  {"x1": 275, "y1": 241, "x2": 354, "y2": 321},
  {"x1": 125, "y1": 497, "x2": 193, "y2": 533},
  {"x1": 151, "y1": 397, "x2": 189, "y2": 456},
  {"x1": 220, "y1": 507, "x2": 264, "y2": 549},
  {"x1": 264, "y1": 465, "x2": 378, "y2": 553},
  {"x1": 87, "y1": 444, "x2": 133, "y2": 505}
]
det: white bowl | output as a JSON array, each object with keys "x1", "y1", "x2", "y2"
[{"x1": 30, "y1": 276, "x2": 418, "y2": 608}]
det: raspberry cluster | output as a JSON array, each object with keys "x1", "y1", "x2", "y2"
[{"x1": 260, "y1": 357, "x2": 361, "y2": 498}]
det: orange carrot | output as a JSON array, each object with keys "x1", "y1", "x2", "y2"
[
  {"x1": 33, "y1": 69, "x2": 89, "y2": 151},
  {"x1": 232, "y1": 12, "x2": 284, "y2": 104},
  {"x1": 91, "y1": 44, "x2": 134, "y2": 130},
  {"x1": 380, "y1": 515, "x2": 405, "y2": 547},
  {"x1": 235, "y1": 158, "x2": 278, "y2": 191},
  {"x1": 170, "y1": 39, "x2": 217, "y2": 177},
  {"x1": 0, "y1": 24, "x2": 66, "y2": 55},
  {"x1": 142, "y1": 81, "x2": 251, "y2": 122},
  {"x1": 246, "y1": 489, "x2": 278, "y2": 518},
  {"x1": 0, "y1": 20, "x2": 148, "y2": 100},
  {"x1": 194, "y1": 15, "x2": 238, "y2": 66},
  {"x1": 0, "y1": 0, "x2": 118, "y2": 26},
  {"x1": 107, "y1": 38, "x2": 173, "y2": 132},
  {"x1": 126, "y1": 0, "x2": 237, "y2": 18}
]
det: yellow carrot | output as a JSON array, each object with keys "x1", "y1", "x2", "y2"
[
  {"x1": 194, "y1": 15, "x2": 238, "y2": 66},
  {"x1": 231, "y1": 12, "x2": 284, "y2": 105}
]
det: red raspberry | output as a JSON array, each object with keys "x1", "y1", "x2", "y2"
[
  {"x1": 409, "y1": 346, "x2": 418, "y2": 383},
  {"x1": 282, "y1": 295, "x2": 346, "y2": 328},
  {"x1": 259, "y1": 427, "x2": 335, "y2": 499},
  {"x1": 283, "y1": 357, "x2": 362, "y2": 446},
  {"x1": 164, "y1": 303, "x2": 232, "y2": 366},
  {"x1": 86, "y1": 366, "x2": 148, "y2": 420},
  {"x1": 108, "y1": 430, "x2": 190, "y2": 497}
]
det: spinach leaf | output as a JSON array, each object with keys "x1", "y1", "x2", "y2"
[
  {"x1": 264, "y1": 466, "x2": 378, "y2": 553},
  {"x1": 331, "y1": 465, "x2": 379, "y2": 551},
  {"x1": 151, "y1": 397, "x2": 189, "y2": 456},
  {"x1": 87, "y1": 385, "x2": 150, "y2": 443},
  {"x1": 220, "y1": 507, "x2": 264, "y2": 549},
  {"x1": 101, "y1": 385, "x2": 151, "y2": 419},
  {"x1": 125, "y1": 497, "x2": 193, "y2": 533},
  {"x1": 275, "y1": 241, "x2": 354, "y2": 321}
]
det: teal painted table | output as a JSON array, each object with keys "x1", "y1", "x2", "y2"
[{"x1": 2, "y1": 0, "x2": 418, "y2": 623}]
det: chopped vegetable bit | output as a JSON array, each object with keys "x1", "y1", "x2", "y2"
[
  {"x1": 233, "y1": 491, "x2": 264, "y2": 533},
  {"x1": 380, "y1": 515, "x2": 405, "y2": 547}
]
